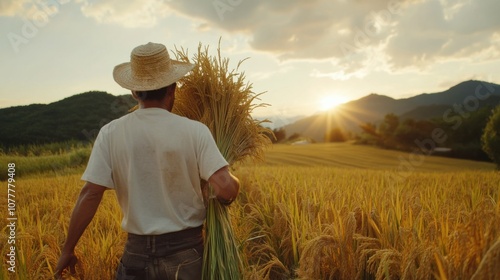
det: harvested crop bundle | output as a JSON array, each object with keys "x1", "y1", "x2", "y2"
[{"x1": 173, "y1": 41, "x2": 272, "y2": 279}]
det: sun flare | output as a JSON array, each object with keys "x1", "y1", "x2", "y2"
[{"x1": 319, "y1": 95, "x2": 347, "y2": 111}]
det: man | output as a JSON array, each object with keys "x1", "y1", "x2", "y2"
[{"x1": 55, "y1": 42, "x2": 240, "y2": 279}]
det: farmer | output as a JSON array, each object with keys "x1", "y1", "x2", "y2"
[{"x1": 55, "y1": 42, "x2": 240, "y2": 279}]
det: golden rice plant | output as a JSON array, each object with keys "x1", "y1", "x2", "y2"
[
  {"x1": 471, "y1": 237, "x2": 500, "y2": 280},
  {"x1": 297, "y1": 211, "x2": 357, "y2": 279},
  {"x1": 231, "y1": 166, "x2": 500, "y2": 279},
  {"x1": 2, "y1": 145, "x2": 500, "y2": 279},
  {"x1": 0, "y1": 174, "x2": 124, "y2": 280},
  {"x1": 172, "y1": 40, "x2": 272, "y2": 279}
]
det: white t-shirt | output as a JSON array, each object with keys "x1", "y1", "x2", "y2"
[{"x1": 81, "y1": 108, "x2": 228, "y2": 235}]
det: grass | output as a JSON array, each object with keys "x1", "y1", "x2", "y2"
[
  {"x1": 1, "y1": 143, "x2": 499, "y2": 279},
  {"x1": 0, "y1": 147, "x2": 90, "y2": 181}
]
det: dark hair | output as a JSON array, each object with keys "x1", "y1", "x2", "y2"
[{"x1": 135, "y1": 83, "x2": 176, "y2": 101}]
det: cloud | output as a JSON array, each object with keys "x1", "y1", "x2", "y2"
[
  {"x1": 168, "y1": 0, "x2": 401, "y2": 60},
  {"x1": 164, "y1": 0, "x2": 416, "y2": 79},
  {"x1": 0, "y1": 0, "x2": 28, "y2": 17},
  {"x1": 6, "y1": 0, "x2": 497, "y2": 78},
  {"x1": 385, "y1": 0, "x2": 500, "y2": 69},
  {"x1": 0, "y1": 0, "x2": 171, "y2": 28},
  {"x1": 165, "y1": 0, "x2": 500, "y2": 76},
  {"x1": 77, "y1": 0, "x2": 170, "y2": 28},
  {"x1": 0, "y1": 0, "x2": 67, "y2": 17}
]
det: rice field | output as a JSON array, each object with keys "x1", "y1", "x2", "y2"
[{"x1": 1, "y1": 143, "x2": 499, "y2": 279}]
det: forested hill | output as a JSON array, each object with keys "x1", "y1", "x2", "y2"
[{"x1": 0, "y1": 91, "x2": 136, "y2": 147}]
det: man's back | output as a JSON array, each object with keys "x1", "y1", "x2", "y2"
[{"x1": 82, "y1": 108, "x2": 228, "y2": 235}]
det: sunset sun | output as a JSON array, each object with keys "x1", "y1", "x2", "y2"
[{"x1": 319, "y1": 95, "x2": 347, "y2": 111}]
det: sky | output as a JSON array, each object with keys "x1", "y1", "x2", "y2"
[{"x1": 1, "y1": 0, "x2": 500, "y2": 123}]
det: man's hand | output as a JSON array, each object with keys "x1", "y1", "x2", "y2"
[
  {"x1": 54, "y1": 251, "x2": 78, "y2": 279},
  {"x1": 55, "y1": 182, "x2": 107, "y2": 279},
  {"x1": 208, "y1": 166, "x2": 240, "y2": 205}
]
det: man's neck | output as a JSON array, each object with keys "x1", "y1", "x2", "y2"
[{"x1": 139, "y1": 100, "x2": 172, "y2": 111}]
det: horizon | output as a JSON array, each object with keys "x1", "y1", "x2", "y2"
[
  {"x1": 1, "y1": 0, "x2": 500, "y2": 118},
  {"x1": 3, "y1": 78, "x2": 496, "y2": 131}
]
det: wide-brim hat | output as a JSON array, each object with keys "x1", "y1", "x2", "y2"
[{"x1": 113, "y1": 42, "x2": 195, "y2": 91}]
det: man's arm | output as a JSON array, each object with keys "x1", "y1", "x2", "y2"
[
  {"x1": 55, "y1": 182, "x2": 108, "y2": 278},
  {"x1": 208, "y1": 166, "x2": 240, "y2": 205}
]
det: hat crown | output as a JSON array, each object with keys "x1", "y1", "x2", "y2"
[
  {"x1": 130, "y1": 43, "x2": 171, "y2": 80},
  {"x1": 113, "y1": 42, "x2": 194, "y2": 91}
]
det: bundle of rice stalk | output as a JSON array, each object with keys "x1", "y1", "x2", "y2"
[{"x1": 172, "y1": 41, "x2": 272, "y2": 279}]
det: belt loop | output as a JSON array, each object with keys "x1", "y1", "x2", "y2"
[
  {"x1": 146, "y1": 236, "x2": 151, "y2": 249},
  {"x1": 152, "y1": 236, "x2": 156, "y2": 254}
]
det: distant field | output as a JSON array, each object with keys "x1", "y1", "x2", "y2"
[
  {"x1": 1, "y1": 142, "x2": 494, "y2": 181},
  {"x1": 258, "y1": 142, "x2": 496, "y2": 172}
]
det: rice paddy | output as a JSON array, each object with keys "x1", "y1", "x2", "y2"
[{"x1": 1, "y1": 143, "x2": 499, "y2": 279}]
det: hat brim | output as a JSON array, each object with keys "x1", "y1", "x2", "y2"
[{"x1": 113, "y1": 60, "x2": 194, "y2": 91}]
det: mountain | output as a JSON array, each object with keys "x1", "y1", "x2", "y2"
[
  {"x1": 402, "y1": 80, "x2": 498, "y2": 107},
  {"x1": 283, "y1": 80, "x2": 500, "y2": 142},
  {"x1": 0, "y1": 91, "x2": 136, "y2": 147}
]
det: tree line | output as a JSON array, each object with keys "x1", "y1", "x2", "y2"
[{"x1": 358, "y1": 105, "x2": 500, "y2": 167}]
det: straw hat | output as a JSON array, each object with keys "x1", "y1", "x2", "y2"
[{"x1": 113, "y1": 42, "x2": 194, "y2": 91}]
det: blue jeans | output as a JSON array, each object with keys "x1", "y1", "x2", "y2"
[{"x1": 115, "y1": 226, "x2": 203, "y2": 280}]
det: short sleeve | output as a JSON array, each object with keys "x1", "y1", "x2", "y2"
[
  {"x1": 197, "y1": 124, "x2": 229, "y2": 181},
  {"x1": 81, "y1": 126, "x2": 115, "y2": 188}
]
